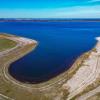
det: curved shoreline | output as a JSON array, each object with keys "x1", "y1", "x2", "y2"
[
  {"x1": 0, "y1": 33, "x2": 100, "y2": 100},
  {"x1": 2, "y1": 34, "x2": 95, "y2": 91},
  {"x1": 5, "y1": 52, "x2": 89, "y2": 90}
]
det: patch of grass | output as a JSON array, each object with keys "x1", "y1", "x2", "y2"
[
  {"x1": 92, "y1": 48, "x2": 97, "y2": 53},
  {"x1": 62, "y1": 88, "x2": 70, "y2": 100},
  {"x1": 0, "y1": 38, "x2": 17, "y2": 52}
]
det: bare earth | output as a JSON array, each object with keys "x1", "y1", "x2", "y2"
[{"x1": 63, "y1": 37, "x2": 100, "y2": 100}]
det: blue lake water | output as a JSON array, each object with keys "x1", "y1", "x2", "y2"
[{"x1": 0, "y1": 21, "x2": 100, "y2": 83}]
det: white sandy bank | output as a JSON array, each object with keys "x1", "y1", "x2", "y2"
[{"x1": 63, "y1": 37, "x2": 100, "y2": 100}]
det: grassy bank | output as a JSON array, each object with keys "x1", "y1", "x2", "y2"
[{"x1": 0, "y1": 38, "x2": 17, "y2": 52}]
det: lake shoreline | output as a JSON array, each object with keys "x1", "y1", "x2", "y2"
[
  {"x1": 2, "y1": 34, "x2": 94, "y2": 89},
  {"x1": 0, "y1": 33, "x2": 99, "y2": 100}
]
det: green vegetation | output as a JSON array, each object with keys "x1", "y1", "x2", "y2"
[
  {"x1": 92, "y1": 48, "x2": 97, "y2": 53},
  {"x1": 0, "y1": 38, "x2": 17, "y2": 52}
]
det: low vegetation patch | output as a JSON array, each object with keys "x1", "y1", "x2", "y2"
[{"x1": 0, "y1": 38, "x2": 17, "y2": 52}]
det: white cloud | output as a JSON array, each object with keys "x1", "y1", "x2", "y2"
[
  {"x1": 0, "y1": 5, "x2": 100, "y2": 18},
  {"x1": 53, "y1": 5, "x2": 100, "y2": 18},
  {"x1": 89, "y1": 0, "x2": 100, "y2": 2}
]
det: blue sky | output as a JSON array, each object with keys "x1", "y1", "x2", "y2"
[{"x1": 0, "y1": 0, "x2": 100, "y2": 18}]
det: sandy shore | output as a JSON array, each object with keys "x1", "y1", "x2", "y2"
[
  {"x1": 0, "y1": 34, "x2": 38, "y2": 99},
  {"x1": 62, "y1": 37, "x2": 100, "y2": 100}
]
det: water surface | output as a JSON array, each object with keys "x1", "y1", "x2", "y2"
[{"x1": 0, "y1": 21, "x2": 100, "y2": 83}]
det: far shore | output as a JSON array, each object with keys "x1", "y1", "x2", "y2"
[{"x1": 0, "y1": 18, "x2": 100, "y2": 22}]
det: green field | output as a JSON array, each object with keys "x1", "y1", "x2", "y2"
[{"x1": 0, "y1": 38, "x2": 17, "y2": 52}]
